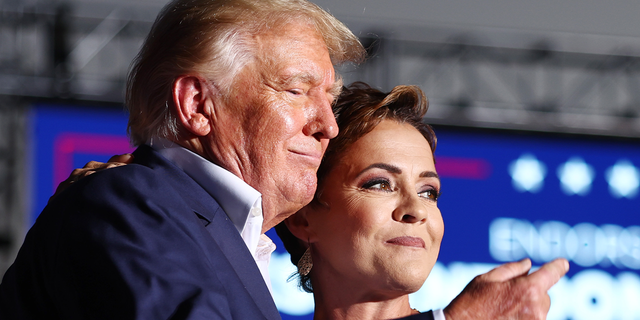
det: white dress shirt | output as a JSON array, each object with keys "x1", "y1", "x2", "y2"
[{"x1": 149, "y1": 138, "x2": 276, "y2": 294}]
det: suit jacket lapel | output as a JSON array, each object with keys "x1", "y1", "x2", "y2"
[
  {"x1": 134, "y1": 146, "x2": 281, "y2": 320},
  {"x1": 205, "y1": 211, "x2": 281, "y2": 320}
]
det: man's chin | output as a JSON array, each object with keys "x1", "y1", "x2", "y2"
[
  {"x1": 261, "y1": 194, "x2": 313, "y2": 232},
  {"x1": 295, "y1": 174, "x2": 318, "y2": 205}
]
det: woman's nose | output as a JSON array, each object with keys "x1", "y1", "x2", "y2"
[{"x1": 392, "y1": 193, "x2": 428, "y2": 224}]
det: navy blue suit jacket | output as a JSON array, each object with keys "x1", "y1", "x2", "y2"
[
  {"x1": 0, "y1": 145, "x2": 281, "y2": 319},
  {"x1": 396, "y1": 310, "x2": 435, "y2": 320}
]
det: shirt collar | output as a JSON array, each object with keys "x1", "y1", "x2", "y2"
[
  {"x1": 148, "y1": 137, "x2": 262, "y2": 234},
  {"x1": 148, "y1": 138, "x2": 275, "y2": 295}
]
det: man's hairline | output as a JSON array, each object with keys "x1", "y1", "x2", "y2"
[{"x1": 212, "y1": 24, "x2": 345, "y2": 103}]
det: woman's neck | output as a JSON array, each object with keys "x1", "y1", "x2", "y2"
[{"x1": 310, "y1": 279, "x2": 418, "y2": 320}]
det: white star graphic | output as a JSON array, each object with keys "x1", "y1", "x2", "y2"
[
  {"x1": 606, "y1": 160, "x2": 640, "y2": 199},
  {"x1": 557, "y1": 157, "x2": 595, "y2": 196},
  {"x1": 509, "y1": 153, "x2": 547, "y2": 193}
]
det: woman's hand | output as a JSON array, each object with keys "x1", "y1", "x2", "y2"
[{"x1": 49, "y1": 154, "x2": 134, "y2": 202}]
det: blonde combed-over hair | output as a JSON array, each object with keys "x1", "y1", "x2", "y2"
[{"x1": 126, "y1": 0, "x2": 365, "y2": 145}]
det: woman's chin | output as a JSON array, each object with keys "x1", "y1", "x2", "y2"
[{"x1": 380, "y1": 264, "x2": 432, "y2": 294}]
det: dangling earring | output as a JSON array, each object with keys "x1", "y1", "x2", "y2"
[{"x1": 297, "y1": 246, "x2": 313, "y2": 276}]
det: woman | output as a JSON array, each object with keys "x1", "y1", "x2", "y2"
[{"x1": 276, "y1": 82, "x2": 443, "y2": 320}]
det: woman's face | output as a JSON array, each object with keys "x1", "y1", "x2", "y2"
[{"x1": 305, "y1": 119, "x2": 444, "y2": 295}]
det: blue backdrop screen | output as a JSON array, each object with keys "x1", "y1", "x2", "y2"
[{"x1": 31, "y1": 104, "x2": 640, "y2": 320}]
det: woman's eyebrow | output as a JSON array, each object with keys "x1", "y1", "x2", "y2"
[
  {"x1": 356, "y1": 163, "x2": 440, "y2": 181},
  {"x1": 356, "y1": 163, "x2": 402, "y2": 178},
  {"x1": 420, "y1": 171, "x2": 440, "y2": 181}
]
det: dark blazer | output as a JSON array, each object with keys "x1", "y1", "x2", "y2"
[
  {"x1": 396, "y1": 310, "x2": 435, "y2": 320},
  {"x1": 0, "y1": 145, "x2": 281, "y2": 320}
]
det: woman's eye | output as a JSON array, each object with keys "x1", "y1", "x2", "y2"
[
  {"x1": 419, "y1": 189, "x2": 440, "y2": 201},
  {"x1": 287, "y1": 89, "x2": 303, "y2": 95},
  {"x1": 362, "y1": 179, "x2": 392, "y2": 192}
]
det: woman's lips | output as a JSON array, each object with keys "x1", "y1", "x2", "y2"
[{"x1": 386, "y1": 236, "x2": 425, "y2": 248}]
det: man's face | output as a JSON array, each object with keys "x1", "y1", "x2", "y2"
[{"x1": 205, "y1": 22, "x2": 340, "y2": 232}]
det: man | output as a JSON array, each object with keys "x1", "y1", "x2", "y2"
[{"x1": 0, "y1": 0, "x2": 567, "y2": 319}]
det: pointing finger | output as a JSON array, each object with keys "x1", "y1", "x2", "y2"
[
  {"x1": 526, "y1": 258, "x2": 569, "y2": 291},
  {"x1": 481, "y1": 258, "x2": 532, "y2": 282}
]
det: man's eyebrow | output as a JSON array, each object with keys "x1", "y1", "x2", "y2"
[
  {"x1": 329, "y1": 78, "x2": 343, "y2": 100},
  {"x1": 275, "y1": 71, "x2": 342, "y2": 98},
  {"x1": 277, "y1": 72, "x2": 319, "y2": 87},
  {"x1": 356, "y1": 163, "x2": 402, "y2": 178}
]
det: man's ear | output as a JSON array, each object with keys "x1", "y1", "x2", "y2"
[
  {"x1": 284, "y1": 207, "x2": 317, "y2": 243},
  {"x1": 172, "y1": 75, "x2": 215, "y2": 137}
]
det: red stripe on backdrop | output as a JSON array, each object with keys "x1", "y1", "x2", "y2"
[
  {"x1": 53, "y1": 133, "x2": 134, "y2": 192},
  {"x1": 435, "y1": 156, "x2": 491, "y2": 179}
]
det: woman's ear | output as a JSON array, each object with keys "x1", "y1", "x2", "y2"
[
  {"x1": 284, "y1": 206, "x2": 317, "y2": 243},
  {"x1": 172, "y1": 75, "x2": 216, "y2": 137}
]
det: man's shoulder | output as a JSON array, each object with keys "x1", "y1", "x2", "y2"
[
  {"x1": 35, "y1": 146, "x2": 225, "y2": 253},
  {"x1": 80, "y1": 161, "x2": 173, "y2": 193},
  {"x1": 68, "y1": 145, "x2": 193, "y2": 197},
  {"x1": 46, "y1": 145, "x2": 218, "y2": 225},
  {"x1": 88, "y1": 145, "x2": 180, "y2": 184}
]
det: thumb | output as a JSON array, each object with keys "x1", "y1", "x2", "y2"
[{"x1": 481, "y1": 258, "x2": 532, "y2": 282}]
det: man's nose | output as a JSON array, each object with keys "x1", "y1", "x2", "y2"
[{"x1": 303, "y1": 97, "x2": 339, "y2": 140}]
